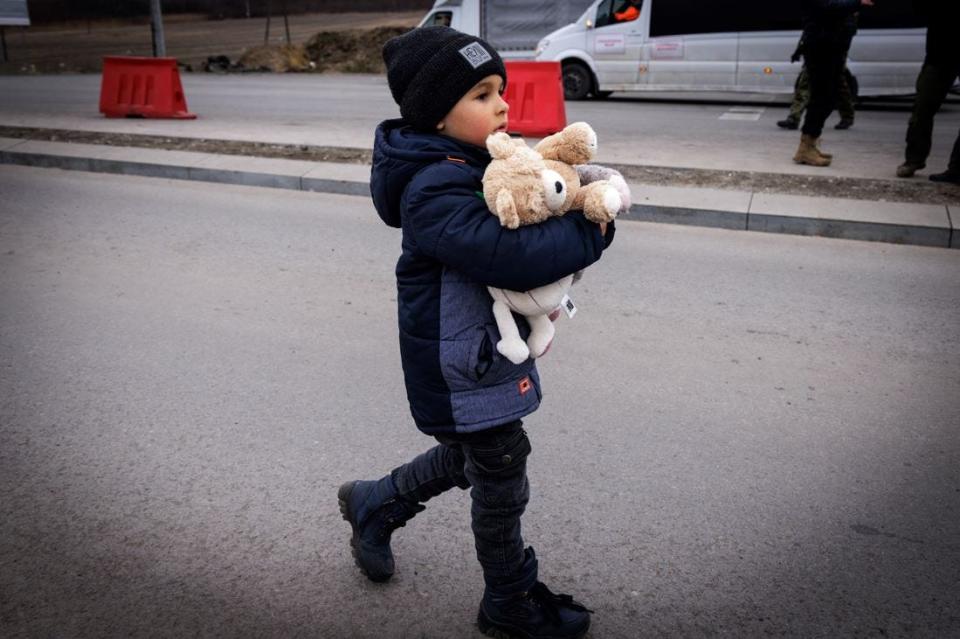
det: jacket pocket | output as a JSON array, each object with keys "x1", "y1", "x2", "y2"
[
  {"x1": 440, "y1": 329, "x2": 487, "y2": 391},
  {"x1": 474, "y1": 326, "x2": 494, "y2": 380},
  {"x1": 441, "y1": 324, "x2": 534, "y2": 392},
  {"x1": 476, "y1": 324, "x2": 533, "y2": 387}
]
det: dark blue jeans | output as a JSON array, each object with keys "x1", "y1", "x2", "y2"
[{"x1": 391, "y1": 420, "x2": 532, "y2": 587}]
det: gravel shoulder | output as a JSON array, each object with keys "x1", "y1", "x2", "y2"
[{"x1": 2, "y1": 125, "x2": 957, "y2": 205}]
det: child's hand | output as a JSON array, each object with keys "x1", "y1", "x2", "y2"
[{"x1": 598, "y1": 222, "x2": 608, "y2": 236}]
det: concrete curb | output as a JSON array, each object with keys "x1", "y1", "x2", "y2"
[{"x1": 1, "y1": 139, "x2": 956, "y2": 249}]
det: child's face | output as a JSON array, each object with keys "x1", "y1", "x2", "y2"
[{"x1": 437, "y1": 74, "x2": 509, "y2": 148}]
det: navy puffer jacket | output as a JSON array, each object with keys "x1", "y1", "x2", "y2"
[{"x1": 370, "y1": 119, "x2": 614, "y2": 436}]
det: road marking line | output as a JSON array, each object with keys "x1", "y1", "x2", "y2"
[{"x1": 719, "y1": 107, "x2": 766, "y2": 121}]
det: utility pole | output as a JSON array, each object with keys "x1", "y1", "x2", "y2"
[
  {"x1": 282, "y1": 0, "x2": 291, "y2": 45},
  {"x1": 150, "y1": 0, "x2": 166, "y2": 57},
  {"x1": 264, "y1": 1, "x2": 272, "y2": 44}
]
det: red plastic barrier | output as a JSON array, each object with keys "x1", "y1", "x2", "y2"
[
  {"x1": 503, "y1": 61, "x2": 566, "y2": 138},
  {"x1": 99, "y1": 56, "x2": 196, "y2": 119}
]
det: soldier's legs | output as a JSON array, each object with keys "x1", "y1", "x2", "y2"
[
  {"x1": 836, "y1": 67, "x2": 855, "y2": 125},
  {"x1": 929, "y1": 127, "x2": 960, "y2": 183},
  {"x1": 949, "y1": 128, "x2": 960, "y2": 173},
  {"x1": 788, "y1": 68, "x2": 810, "y2": 122},
  {"x1": 904, "y1": 63, "x2": 954, "y2": 166},
  {"x1": 801, "y1": 47, "x2": 844, "y2": 138}
]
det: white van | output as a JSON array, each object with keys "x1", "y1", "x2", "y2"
[
  {"x1": 418, "y1": 0, "x2": 594, "y2": 59},
  {"x1": 533, "y1": 0, "x2": 927, "y2": 99}
]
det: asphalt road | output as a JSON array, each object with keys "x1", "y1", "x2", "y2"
[
  {"x1": 1, "y1": 166, "x2": 959, "y2": 638},
  {"x1": 1, "y1": 74, "x2": 958, "y2": 179}
]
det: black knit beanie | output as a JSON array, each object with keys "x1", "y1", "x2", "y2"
[{"x1": 383, "y1": 26, "x2": 506, "y2": 132}]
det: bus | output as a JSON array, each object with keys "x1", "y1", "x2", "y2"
[{"x1": 532, "y1": 0, "x2": 927, "y2": 99}]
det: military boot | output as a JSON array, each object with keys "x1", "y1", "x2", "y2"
[
  {"x1": 338, "y1": 477, "x2": 424, "y2": 582},
  {"x1": 776, "y1": 116, "x2": 800, "y2": 130},
  {"x1": 835, "y1": 118, "x2": 854, "y2": 130},
  {"x1": 929, "y1": 169, "x2": 960, "y2": 184},
  {"x1": 896, "y1": 161, "x2": 925, "y2": 178},
  {"x1": 477, "y1": 548, "x2": 592, "y2": 639},
  {"x1": 793, "y1": 134, "x2": 832, "y2": 167},
  {"x1": 814, "y1": 137, "x2": 833, "y2": 160}
]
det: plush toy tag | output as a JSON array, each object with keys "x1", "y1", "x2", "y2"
[{"x1": 560, "y1": 294, "x2": 577, "y2": 319}]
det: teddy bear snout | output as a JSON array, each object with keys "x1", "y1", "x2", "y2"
[{"x1": 541, "y1": 168, "x2": 567, "y2": 212}]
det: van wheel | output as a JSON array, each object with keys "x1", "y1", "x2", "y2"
[{"x1": 562, "y1": 62, "x2": 592, "y2": 101}]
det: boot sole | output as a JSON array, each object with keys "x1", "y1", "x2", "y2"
[
  {"x1": 930, "y1": 175, "x2": 960, "y2": 184},
  {"x1": 477, "y1": 606, "x2": 590, "y2": 639},
  {"x1": 793, "y1": 157, "x2": 831, "y2": 167},
  {"x1": 337, "y1": 481, "x2": 392, "y2": 583},
  {"x1": 897, "y1": 164, "x2": 925, "y2": 178}
]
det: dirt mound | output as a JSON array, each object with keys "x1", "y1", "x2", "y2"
[
  {"x1": 237, "y1": 44, "x2": 312, "y2": 72},
  {"x1": 304, "y1": 26, "x2": 411, "y2": 73}
]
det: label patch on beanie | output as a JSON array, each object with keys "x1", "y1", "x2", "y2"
[{"x1": 459, "y1": 42, "x2": 492, "y2": 69}]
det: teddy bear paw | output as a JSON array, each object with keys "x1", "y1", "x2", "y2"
[
  {"x1": 608, "y1": 174, "x2": 632, "y2": 211},
  {"x1": 497, "y1": 338, "x2": 530, "y2": 365},
  {"x1": 602, "y1": 186, "x2": 621, "y2": 220}
]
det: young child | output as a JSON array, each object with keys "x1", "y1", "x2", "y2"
[{"x1": 339, "y1": 26, "x2": 615, "y2": 639}]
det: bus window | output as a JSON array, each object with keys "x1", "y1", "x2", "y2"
[
  {"x1": 427, "y1": 11, "x2": 452, "y2": 27},
  {"x1": 596, "y1": 0, "x2": 642, "y2": 29},
  {"x1": 650, "y1": 1, "x2": 797, "y2": 37},
  {"x1": 647, "y1": 0, "x2": 922, "y2": 37}
]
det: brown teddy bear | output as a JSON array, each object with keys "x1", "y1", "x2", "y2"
[
  {"x1": 534, "y1": 121, "x2": 623, "y2": 223},
  {"x1": 482, "y1": 132, "x2": 568, "y2": 229},
  {"x1": 482, "y1": 122, "x2": 622, "y2": 229},
  {"x1": 480, "y1": 124, "x2": 626, "y2": 364}
]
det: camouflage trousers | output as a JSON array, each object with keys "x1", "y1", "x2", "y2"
[{"x1": 787, "y1": 66, "x2": 856, "y2": 122}]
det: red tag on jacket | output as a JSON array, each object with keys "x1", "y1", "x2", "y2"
[{"x1": 518, "y1": 377, "x2": 532, "y2": 395}]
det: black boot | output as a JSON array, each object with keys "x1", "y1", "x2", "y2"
[
  {"x1": 777, "y1": 116, "x2": 799, "y2": 130},
  {"x1": 835, "y1": 118, "x2": 854, "y2": 130},
  {"x1": 929, "y1": 169, "x2": 960, "y2": 185},
  {"x1": 337, "y1": 477, "x2": 424, "y2": 582},
  {"x1": 477, "y1": 548, "x2": 592, "y2": 639},
  {"x1": 896, "y1": 161, "x2": 925, "y2": 178}
]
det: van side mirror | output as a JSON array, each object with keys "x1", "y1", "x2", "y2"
[{"x1": 585, "y1": 19, "x2": 594, "y2": 29}]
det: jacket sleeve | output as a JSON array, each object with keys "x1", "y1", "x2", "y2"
[{"x1": 404, "y1": 162, "x2": 611, "y2": 291}]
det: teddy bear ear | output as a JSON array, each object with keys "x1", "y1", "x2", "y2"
[
  {"x1": 566, "y1": 122, "x2": 597, "y2": 142},
  {"x1": 495, "y1": 190, "x2": 521, "y2": 229},
  {"x1": 564, "y1": 122, "x2": 598, "y2": 155},
  {"x1": 486, "y1": 132, "x2": 517, "y2": 159}
]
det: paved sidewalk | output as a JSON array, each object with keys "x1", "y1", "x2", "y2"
[
  {"x1": 1, "y1": 135, "x2": 957, "y2": 249},
  {"x1": 1, "y1": 74, "x2": 959, "y2": 181}
]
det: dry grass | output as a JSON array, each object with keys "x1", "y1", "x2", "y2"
[{"x1": 237, "y1": 44, "x2": 312, "y2": 73}]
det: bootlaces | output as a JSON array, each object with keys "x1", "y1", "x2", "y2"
[
  {"x1": 525, "y1": 582, "x2": 593, "y2": 624},
  {"x1": 374, "y1": 499, "x2": 423, "y2": 541}
]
